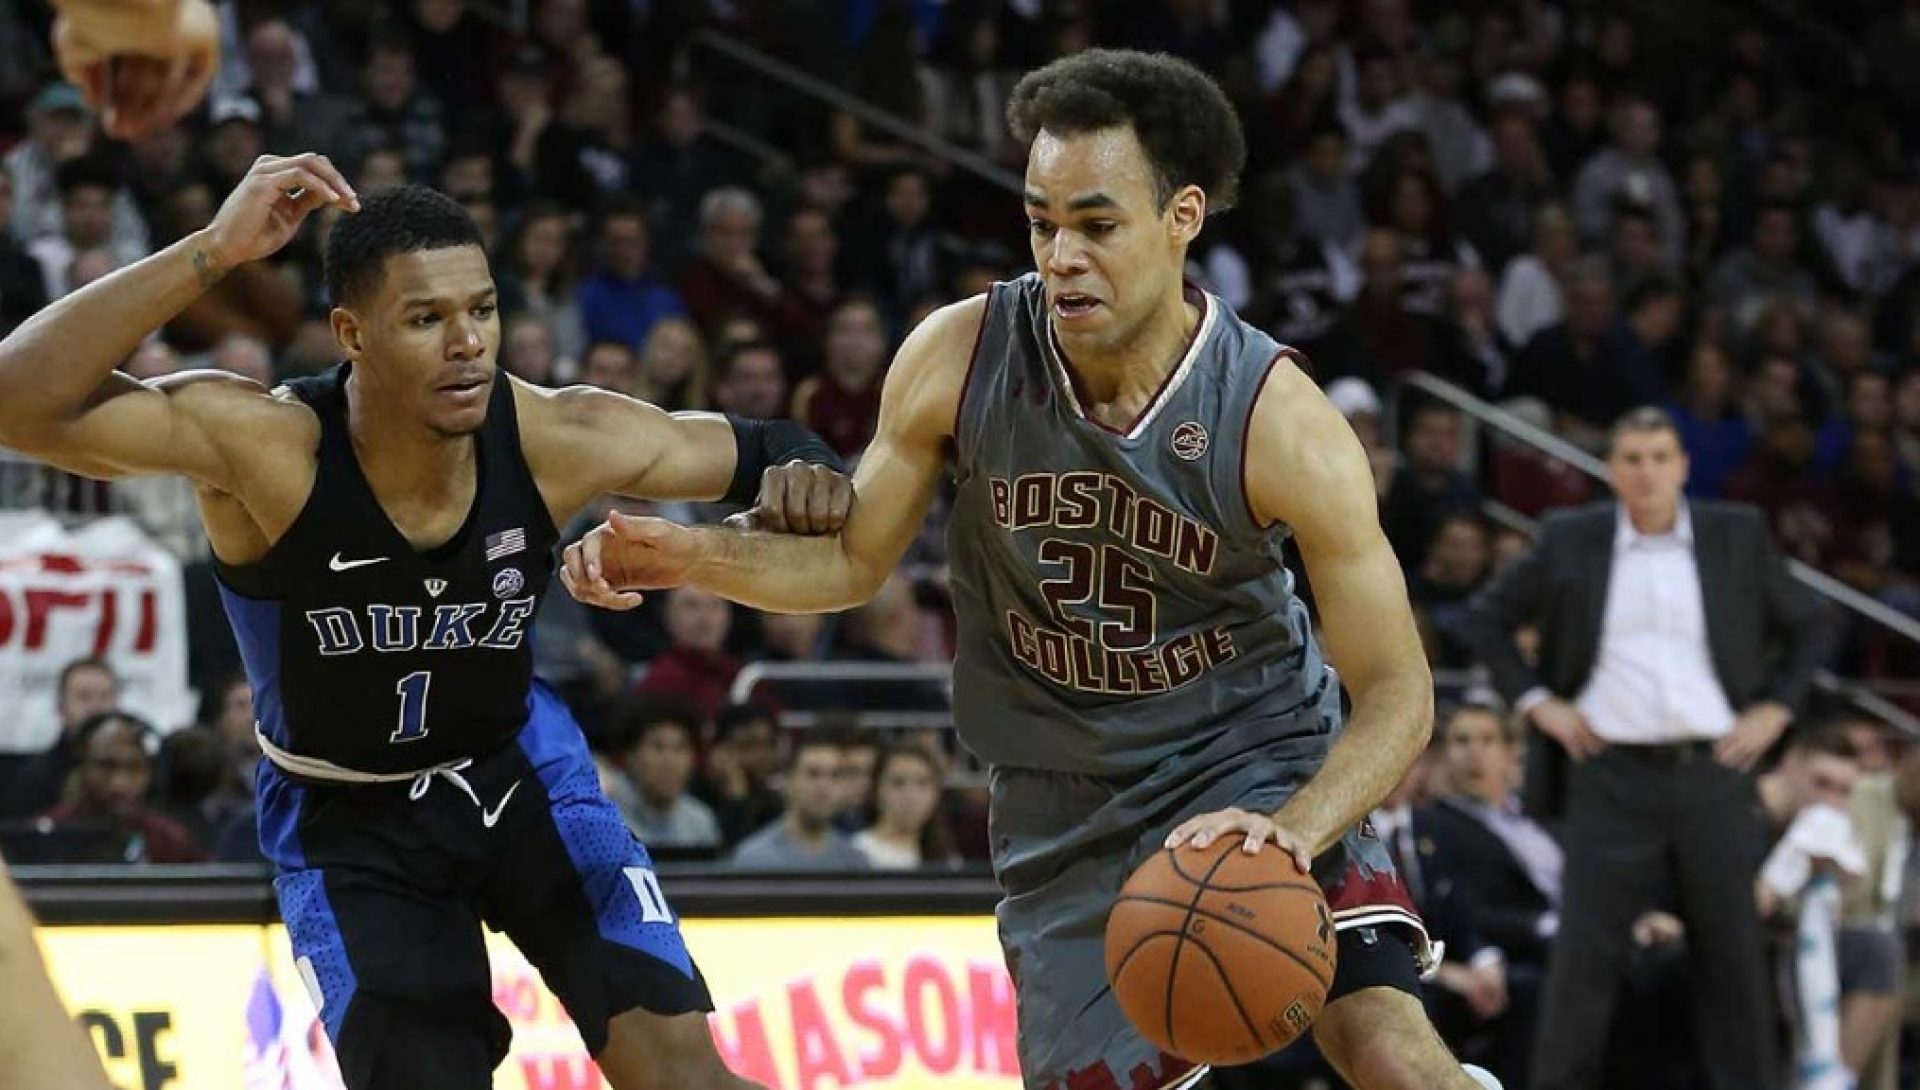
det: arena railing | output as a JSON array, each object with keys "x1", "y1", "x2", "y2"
[
  {"x1": 685, "y1": 28, "x2": 1025, "y2": 196},
  {"x1": 1398, "y1": 370, "x2": 1920, "y2": 737}
]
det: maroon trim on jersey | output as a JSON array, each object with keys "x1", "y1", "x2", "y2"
[
  {"x1": 952, "y1": 290, "x2": 994, "y2": 460},
  {"x1": 1046, "y1": 285, "x2": 1213, "y2": 439},
  {"x1": 1240, "y1": 346, "x2": 1308, "y2": 530},
  {"x1": 1039, "y1": 1051, "x2": 1198, "y2": 1090}
]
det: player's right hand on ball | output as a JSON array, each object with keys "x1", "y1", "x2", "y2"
[
  {"x1": 559, "y1": 512, "x2": 701, "y2": 612},
  {"x1": 202, "y1": 154, "x2": 359, "y2": 270}
]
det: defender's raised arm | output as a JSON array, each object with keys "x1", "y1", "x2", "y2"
[{"x1": 0, "y1": 154, "x2": 355, "y2": 487}]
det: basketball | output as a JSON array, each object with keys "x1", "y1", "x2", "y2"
[{"x1": 1104, "y1": 839, "x2": 1338, "y2": 1066}]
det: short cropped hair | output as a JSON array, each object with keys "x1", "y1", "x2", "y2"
[
  {"x1": 1006, "y1": 49, "x2": 1246, "y2": 213},
  {"x1": 1607, "y1": 405, "x2": 1681, "y2": 455},
  {"x1": 323, "y1": 183, "x2": 483, "y2": 306}
]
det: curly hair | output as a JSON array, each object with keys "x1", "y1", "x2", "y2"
[
  {"x1": 1005, "y1": 49, "x2": 1246, "y2": 213},
  {"x1": 323, "y1": 183, "x2": 483, "y2": 306}
]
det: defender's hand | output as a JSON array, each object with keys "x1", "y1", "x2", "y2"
[
  {"x1": 54, "y1": 0, "x2": 219, "y2": 139},
  {"x1": 202, "y1": 154, "x2": 358, "y2": 271},
  {"x1": 1165, "y1": 807, "x2": 1314, "y2": 874},
  {"x1": 728, "y1": 462, "x2": 853, "y2": 535},
  {"x1": 559, "y1": 511, "x2": 703, "y2": 611}
]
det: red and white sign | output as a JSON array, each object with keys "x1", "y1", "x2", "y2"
[{"x1": 0, "y1": 512, "x2": 196, "y2": 752}]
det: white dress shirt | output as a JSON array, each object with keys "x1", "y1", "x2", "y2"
[{"x1": 1573, "y1": 505, "x2": 1739, "y2": 744}]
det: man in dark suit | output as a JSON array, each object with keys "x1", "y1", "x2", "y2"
[
  {"x1": 1417, "y1": 700, "x2": 1561, "y2": 1088},
  {"x1": 1461, "y1": 406, "x2": 1836, "y2": 1090}
]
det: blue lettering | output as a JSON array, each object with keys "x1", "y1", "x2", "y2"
[
  {"x1": 423, "y1": 603, "x2": 488, "y2": 650},
  {"x1": 306, "y1": 608, "x2": 364, "y2": 655},
  {"x1": 367, "y1": 605, "x2": 422, "y2": 652},
  {"x1": 479, "y1": 597, "x2": 537, "y2": 650}
]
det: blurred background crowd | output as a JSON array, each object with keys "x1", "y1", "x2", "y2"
[{"x1": 4, "y1": 0, "x2": 1920, "y2": 1087}]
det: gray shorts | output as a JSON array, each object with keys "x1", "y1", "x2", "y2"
[
  {"x1": 1838, "y1": 924, "x2": 1904, "y2": 997},
  {"x1": 988, "y1": 724, "x2": 1431, "y2": 1090}
]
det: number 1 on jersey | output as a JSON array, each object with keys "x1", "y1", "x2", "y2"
[{"x1": 392, "y1": 670, "x2": 432, "y2": 743}]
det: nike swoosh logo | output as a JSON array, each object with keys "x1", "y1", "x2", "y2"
[
  {"x1": 329, "y1": 552, "x2": 389, "y2": 572},
  {"x1": 482, "y1": 781, "x2": 521, "y2": 829}
]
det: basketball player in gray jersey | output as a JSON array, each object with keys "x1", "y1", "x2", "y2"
[{"x1": 565, "y1": 51, "x2": 1498, "y2": 1090}]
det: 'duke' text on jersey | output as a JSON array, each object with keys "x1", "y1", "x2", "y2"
[{"x1": 306, "y1": 596, "x2": 537, "y2": 655}]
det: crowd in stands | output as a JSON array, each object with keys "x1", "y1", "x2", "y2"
[{"x1": 5, "y1": 0, "x2": 1920, "y2": 1086}]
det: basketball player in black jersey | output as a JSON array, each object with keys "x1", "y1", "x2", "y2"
[{"x1": 0, "y1": 155, "x2": 845, "y2": 1090}]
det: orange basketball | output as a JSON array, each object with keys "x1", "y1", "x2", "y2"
[{"x1": 1104, "y1": 840, "x2": 1338, "y2": 1066}]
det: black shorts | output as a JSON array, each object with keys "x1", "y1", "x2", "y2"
[{"x1": 259, "y1": 682, "x2": 712, "y2": 1090}]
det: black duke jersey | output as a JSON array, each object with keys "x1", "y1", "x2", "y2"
[{"x1": 215, "y1": 364, "x2": 560, "y2": 775}]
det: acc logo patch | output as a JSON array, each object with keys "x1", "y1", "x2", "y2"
[
  {"x1": 1171, "y1": 421, "x2": 1209, "y2": 461},
  {"x1": 492, "y1": 567, "x2": 525, "y2": 599}
]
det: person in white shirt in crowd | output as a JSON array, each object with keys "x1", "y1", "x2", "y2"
[
  {"x1": 1462, "y1": 405, "x2": 1838, "y2": 1090},
  {"x1": 852, "y1": 742, "x2": 960, "y2": 871},
  {"x1": 606, "y1": 695, "x2": 722, "y2": 853},
  {"x1": 27, "y1": 155, "x2": 146, "y2": 300}
]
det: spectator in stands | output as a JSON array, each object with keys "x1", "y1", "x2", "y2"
[
  {"x1": 1681, "y1": 153, "x2": 1732, "y2": 287},
  {"x1": 28, "y1": 155, "x2": 145, "y2": 300},
  {"x1": 605, "y1": 695, "x2": 722, "y2": 851},
  {"x1": 636, "y1": 586, "x2": 741, "y2": 720},
  {"x1": 792, "y1": 296, "x2": 888, "y2": 459},
  {"x1": 678, "y1": 187, "x2": 785, "y2": 338},
  {"x1": 0, "y1": 165, "x2": 48, "y2": 336},
  {"x1": 1314, "y1": 229, "x2": 1454, "y2": 389},
  {"x1": 501, "y1": 313, "x2": 559, "y2": 385},
  {"x1": 1828, "y1": 429, "x2": 1920, "y2": 608},
  {"x1": 1382, "y1": 401, "x2": 1483, "y2": 570},
  {"x1": 731, "y1": 731, "x2": 868, "y2": 871},
  {"x1": 497, "y1": 202, "x2": 585, "y2": 364},
  {"x1": 1456, "y1": 109, "x2": 1556, "y2": 276},
  {"x1": 1441, "y1": 267, "x2": 1507, "y2": 397},
  {"x1": 1506, "y1": 260, "x2": 1623, "y2": 445},
  {"x1": 41, "y1": 712, "x2": 206, "y2": 865},
  {"x1": 5, "y1": 82, "x2": 147, "y2": 250},
  {"x1": 1607, "y1": 202, "x2": 1668, "y2": 297},
  {"x1": 342, "y1": 32, "x2": 445, "y2": 181},
  {"x1": 208, "y1": 332, "x2": 274, "y2": 385},
  {"x1": 1815, "y1": 370, "x2": 1895, "y2": 476},
  {"x1": 632, "y1": 85, "x2": 748, "y2": 273},
  {"x1": 1571, "y1": 97, "x2": 1684, "y2": 267},
  {"x1": 852, "y1": 167, "x2": 950, "y2": 326},
  {"x1": 699, "y1": 703, "x2": 784, "y2": 848},
  {"x1": 773, "y1": 207, "x2": 844, "y2": 373},
  {"x1": 243, "y1": 18, "x2": 354, "y2": 163},
  {"x1": 1, "y1": 657, "x2": 119, "y2": 820},
  {"x1": 711, "y1": 339, "x2": 788, "y2": 421},
  {"x1": 633, "y1": 317, "x2": 709, "y2": 412},
  {"x1": 578, "y1": 340, "x2": 636, "y2": 394},
  {"x1": 1896, "y1": 368, "x2": 1920, "y2": 483},
  {"x1": 1417, "y1": 701, "x2": 1560, "y2": 1088},
  {"x1": 1708, "y1": 201, "x2": 1819, "y2": 339},
  {"x1": 1463, "y1": 406, "x2": 1835, "y2": 1090},
  {"x1": 1288, "y1": 123, "x2": 1363, "y2": 253},
  {"x1": 1495, "y1": 203, "x2": 1576, "y2": 351},
  {"x1": 1374, "y1": 165, "x2": 1480, "y2": 317},
  {"x1": 576, "y1": 197, "x2": 685, "y2": 352},
  {"x1": 1342, "y1": 46, "x2": 1419, "y2": 170},
  {"x1": 853, "y1": 742, "x2": 960, "y2": 870},
  {"x1": 829, "y1": 724, "x2": 882, "y2": 832},
  {"x1": 535, "y1": 53, "x2": 633, "y2": 211},
  {"x1": 153, "y1": 725, "x2": 227, "y2": 848},
  {"x1": 1667, "y1": 340, "x2": 1754, "y2": 499},
  {"x1": 1724, "y1": 411, "x2": 1836, "y2": 566},
  {"x1": 1409, "y1": 514, "x2": 1492, "y2": 670}
]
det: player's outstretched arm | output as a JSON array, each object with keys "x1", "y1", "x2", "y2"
[
  {"x1": 517, "y1": 380, "x2": 849, "y2": 533},
  {"x1": 0, "y1": 153, "x2": 356, "y2": 488},
  {"x1": 1247, "y1": 357, "x2": 1433, "y2": 855},
  {"x1": 560, "y1": 296, "x2": 980, "y2": 614}
]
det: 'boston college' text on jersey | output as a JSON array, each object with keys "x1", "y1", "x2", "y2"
[{"x1": 946, "y1": 274, "x2": 1337, "y2": 777}]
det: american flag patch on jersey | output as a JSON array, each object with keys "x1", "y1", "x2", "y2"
[{"x1": 484, "y1": 527, "x2": 526, "y2": 561}]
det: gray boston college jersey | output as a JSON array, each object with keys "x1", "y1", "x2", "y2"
[{"x1": 947, "y1": 273, "x2": 1338, "y2": 777}]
